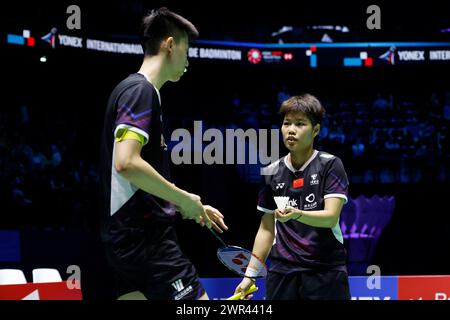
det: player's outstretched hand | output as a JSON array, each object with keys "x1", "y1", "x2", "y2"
[
  {"x1": 178, "y1": 192, "x2": 211, "y2": 228},
  {"x1": 202, "y1": 205, "x2": 228, "y2": 233},
  {"x1": 275, "y1": 206, "x2": 301, "y2": 223}
]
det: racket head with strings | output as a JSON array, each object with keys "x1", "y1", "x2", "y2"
[{"x1": 216, "y1": 245, "x2": 267, "y2": 279}]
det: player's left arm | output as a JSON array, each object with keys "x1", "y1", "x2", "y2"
[{"x1": 276, "y1": 156, "x2": 348, "y2": 228}]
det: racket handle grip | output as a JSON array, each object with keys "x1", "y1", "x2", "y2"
[{"x1": 227, "y1": 284, "x2": 258, "y2": 300}]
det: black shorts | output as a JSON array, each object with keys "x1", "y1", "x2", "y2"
[
  {"x1": 266, "y1": 269, "x2": 350, "y2": 300},
  {"x1": 104, "y1": 223, "x2": 205, "y2": 300}
]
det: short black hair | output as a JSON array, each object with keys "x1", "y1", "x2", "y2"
[
  {"x1": 141, "y1": 7, "x2": 199, "y2": 56},
  {"x1": 280, "y1": 94, "x2": 326, "y2": 127}
]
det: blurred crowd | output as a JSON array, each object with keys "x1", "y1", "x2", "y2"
[
  {"x1": 168, "y1": 88, "x2": 450, "y2": 184},
  {"x1": 1, "y1": 88, "x2": 449, "y2": 229},
  {"x1": 0, "y1": 104, "x2": 99, "y2": 230}
]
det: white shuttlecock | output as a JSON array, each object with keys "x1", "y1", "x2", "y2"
[{"x1": 273, "y1": 196, "x2": 289, "y2": 210}]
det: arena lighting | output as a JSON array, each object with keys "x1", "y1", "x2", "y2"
[
  {"x1": 321, "y1": 33, "x2": 333, "y2": 42},
  {"x1": 40, "y1": 56, "x2": 47, "y2": 63}
]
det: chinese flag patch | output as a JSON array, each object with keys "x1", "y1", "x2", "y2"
[{"x1": 293, "y1": 178, "x2": 304, "y2": 189}]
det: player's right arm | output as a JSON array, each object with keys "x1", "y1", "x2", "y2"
[
  {"x1": 234, "y1": 213, "x2": 275, "y2": 298},
  {"x1": 251, "y1": 213, "x2": 275, "y2": 264},
  {"x1": 114, "y1": 138, "x2": 209, "y2": 225}
]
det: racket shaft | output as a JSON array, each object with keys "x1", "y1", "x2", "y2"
[{"x1": 209, "y1": 228, "x2": 227, "y2": 248}]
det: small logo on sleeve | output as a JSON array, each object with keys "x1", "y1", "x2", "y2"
[
  {"x1": 171, "y1": 279, "x2": 185, "y2": 292},
  {"x1": 171, "y1": 279, "x2": 193, "y2": 300}
]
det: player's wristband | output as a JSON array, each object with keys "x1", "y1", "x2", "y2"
[
  {"x1": 244, "y1": 268, "x2": 258, "y2": 279},
  {"x1": 296, "y1": 210, "x2": 303, "y2": 221},
  {"x1": 244, "y1": 256, "x2": 260, "y2": 279}
]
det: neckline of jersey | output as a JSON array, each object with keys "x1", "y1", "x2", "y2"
[
  {"x1": 284, "y1": 150, "x2": 319, "y2": 173},
  {"x1": 137, "y1": 72, "x2": 161, "y2": 106}
]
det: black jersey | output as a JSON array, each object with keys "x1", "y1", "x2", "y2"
[
  {"x1": 257, "y1": 150, "x2": 349, "y2": 273},
  {"x1": 100, "y1": 73, "x2": 175, "y2": 244}
]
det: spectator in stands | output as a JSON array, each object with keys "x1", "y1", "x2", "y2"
[
  {"x1": 385, "y1": 136, "x2": 400, "y2": 150},
  {"x1": 329, "y1": 124, "x2": 346, "y2": 144},
  {"x1": 277, "y1": 86, "x2": 290, "y2": 105},
  {"x1": 372, "y1": 93, "x2": 393, "y2": 111},
  {"x1": 49, "y1": 144, "x2": 62, "y2": 167},
  {"x1": 443, "y1": 92, "x2": 450, "y2": 122}
]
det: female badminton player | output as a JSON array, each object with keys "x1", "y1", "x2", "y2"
[{"x1": 235, "y1": 94, "x2": 351, "y2": 300}]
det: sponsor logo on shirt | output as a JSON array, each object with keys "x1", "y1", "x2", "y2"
[
  {"x1": 174, "y1": 286, "x2": 193, "y2": 300},
  {"x1": 171, "y1": 279, "x2": 193, "y2": 300},
  {"x1": 306, "y1": 193, "x2": 315, "y2": 203},
  {"x1": 172, "y1": 279, "x2": 185, "y2": 292},
  {"x1": 275, "y1": 183, "x2": 285, "y2": 190},
  {"x1": 287, "y1": 198, "x2": 298, "y2": 207},
  {"x1": 303, "y1": 193, "x2": 318, "y2": 210}
]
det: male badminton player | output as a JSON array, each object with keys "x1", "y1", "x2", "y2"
[
  {"x1": 100, "y1": 8, "x2": 227, "y2": 300},
  {"x1": 235, "y1": 94, "x2": 350, "y2": 300}
]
